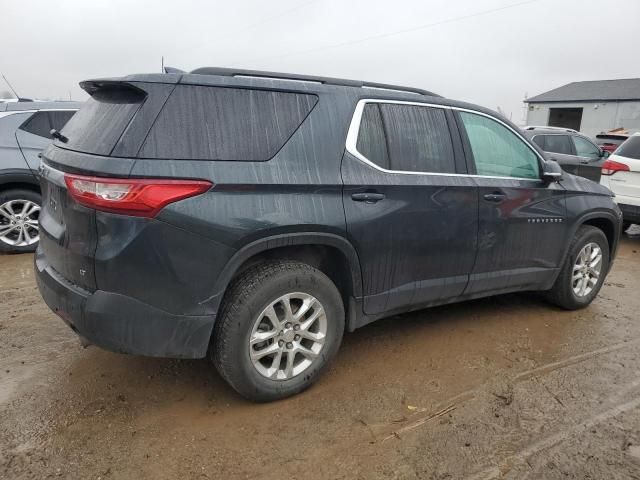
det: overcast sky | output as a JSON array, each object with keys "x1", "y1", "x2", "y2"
[{"x1": 2, "y1": 0, "x2": 639, "y2": 124}]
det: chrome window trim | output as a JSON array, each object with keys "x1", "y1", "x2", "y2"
[{"x1": 345, "y1": 98, "x2": 545, "y2": 181}]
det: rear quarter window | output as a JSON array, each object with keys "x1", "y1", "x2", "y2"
[
  {"x1": 19, "y1": 111, "x2": 51, "y2": 138},
  {"x1": 138, "y1": 85, "x2": 318, "y2": 161}
]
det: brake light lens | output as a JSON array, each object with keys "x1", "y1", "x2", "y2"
[
  {"x1": 601, "y1": 159, "x2": 630, "y2": 176},
  {"x1": 64, "y1": 174, "x2": 213, "y2": 217}
]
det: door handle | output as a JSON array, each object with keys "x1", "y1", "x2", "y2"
[
  {"x1": 483, "y1": 192, "x2": 506, "y2": 203},
  {"x1": 351, "y1": 192, "x2": 385, "y2": 203}
]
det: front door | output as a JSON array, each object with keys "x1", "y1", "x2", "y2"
[
  {"x1": 342, "y1": 101, "x2": 478, "y2": 315},
  {"x1": 572, "y1": 134, "x2": 604, "y2": 183},
  {"x1": 456, "y1": 111, "x2": 568, "y2": 295}
]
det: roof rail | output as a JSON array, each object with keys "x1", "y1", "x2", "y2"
[
  {"x1": 189, "y1": 67, "x2": 440, "y2": 97},
  {"x1": 523, "y1": 125, "x2": 578, "y2": 133}
]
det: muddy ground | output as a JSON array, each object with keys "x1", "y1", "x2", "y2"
[{"x1": 1, "y1": 231, "x2": 640, "y2": 479}]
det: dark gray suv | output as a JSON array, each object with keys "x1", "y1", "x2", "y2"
[
  {"x1": 0, "y1": 100, "x2": 80, "y2": 252},
  {"x1": 35, "y1": 68, "x2": 622, "y2": 401},
  {"x1": 522, "y1": 126, "x2": 608, "y2": 183}
]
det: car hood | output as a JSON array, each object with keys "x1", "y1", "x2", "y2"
[{"x1": 561, "y1": 172, "x2": 612, "y2": 196}]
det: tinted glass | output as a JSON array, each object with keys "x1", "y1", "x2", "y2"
[
  {"x1": 19, "y1": 111, "x2": 51, "y2": 138},
  {"x1": 532, "y1": 135, "x2": 545, "y2": 150},
  {"x1": 379, "y1": 104, "x2": 455, "y2": 173},
  {"x1": 542, "y1": 134, "x2": 573, "y2": 155},
  {"x1": 615, "y1": 135, "x2": 640, "y2": 160},
  {"x1": 48, "y1": 110, "x2": 76, "y2": 131},
  {"x1": 139, "y1": 85, "x2": 318, "y2": 161},
  {"x1": 460, "y1": 112, "x2": 539, "y2": 179},
  {"x1": 356, "y1": 104, "x2": 389, "y2": 169},
  {"x1": 572, "y1": 136, "x2": 600, "y2": 160},
  {"x1": 60, "y1": 86, "x2": 146, "y2": 156}
]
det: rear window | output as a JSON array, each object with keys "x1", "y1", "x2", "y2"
[
  {"x1": 356, "y1": 104, "x2": 390, "y2": 169},
  {"x1": 380, "y1": 103, "x2": 455, "y2": 173},
  {"x1": 138, "y1": 85, "x2": 318, "y2": 161},
  {"x1": 537, "y1": 134, "x2": 573, "y2": 155},
  {"x1": 355, "y1": 102, "x2": 455, "y2": 174},
  {"x1": 615, "y1": 135, "x2": 640, "y2": 160},
  {"x1": 59, "y1": 85, "x2": 145, "y2": 156}
]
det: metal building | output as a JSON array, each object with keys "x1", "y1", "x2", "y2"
[{"x1": 525, "y1": 78, "x2": 640, "y2": 137}]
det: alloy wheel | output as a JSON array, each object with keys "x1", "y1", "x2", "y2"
[
  {"x1": 572, "y1": 242, "x2": 602, "y2": 297},
  {"x1": 0, "y1": 199, "x2": 40, "y2": 247},
  {"x1": 249, "y1": 292, "x2": 327, "y2": 380}
]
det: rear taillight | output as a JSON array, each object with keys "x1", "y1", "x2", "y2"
[
  {"x1": 64, "y1": 174, "x2": 212, "y2": 217},
  {"x1": 601, "y1": 159, "x2": 631, "y2": 176}
]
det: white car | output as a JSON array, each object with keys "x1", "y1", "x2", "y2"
[{"x1": 600, "y1": 132, "x2": 640, "y2": 231}]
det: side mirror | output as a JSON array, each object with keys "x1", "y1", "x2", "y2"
[
  {"x1": 542, "y1": 160, "x2": 563, "y2": 182},
  {"x1": 600, "y1": 150, "x2": 611, "y2": 159}
]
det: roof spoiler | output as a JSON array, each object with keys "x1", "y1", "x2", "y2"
[{"x1": 79, "y1": 80, "x2": 147, "y2": 98}]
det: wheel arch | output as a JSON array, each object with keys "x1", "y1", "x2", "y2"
[
  {"x1": 211, "y1": 232, "x2": 363, "y2": 326},
  {"x1": 0, "y1": 169, "x2": 41, "y2": 194},
  {"x1": 566, "y1": 210, "x2": 620, "y2": 264}
]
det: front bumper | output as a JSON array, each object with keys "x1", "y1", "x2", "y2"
[{"x1": 35, "y1": 249, "x2": 215, "y2": 359}]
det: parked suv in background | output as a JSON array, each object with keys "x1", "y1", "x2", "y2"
[
  {"x1": 35, "y1": 68, "x2": 621, "y2": 401},
  {"x1": 0, "y1": 100, "x2": 80, "y2": 252},
  {"x1": 600, "y1": 133, "x2": 640, "y2": 231},
  {"x1": 522, "y1": 126, "x2": 608, "y2": 183}
]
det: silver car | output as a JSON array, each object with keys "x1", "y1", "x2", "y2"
[{"x1": 0, "y1": 100, "x2": 81, "y2": 253}]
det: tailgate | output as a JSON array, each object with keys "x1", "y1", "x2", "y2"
[{"x1": 38, "y1": 162, "x2": 97, "y2": 291}]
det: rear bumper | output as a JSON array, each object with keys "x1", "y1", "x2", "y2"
[
  {"x1": 35, "y1": 249, "x2": 215, "y2": 359},
  {"x1": 618, "y1": 203, "x2": 640, "y2": 224}
]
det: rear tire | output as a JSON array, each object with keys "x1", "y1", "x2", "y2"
[
  {"x1": 0, "y1": 189, "x2": 41, "y2": 254},
  {"x1": 544, "y1": 225, "x2": 609, "y2": 310},
  {"x1": 211, "y1": 260, "x2": 344, "y2": 402}
]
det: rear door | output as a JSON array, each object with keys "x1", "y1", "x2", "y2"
[
  {"x1": 532, "y1": 134, "x2": 580, "y2": 176},
  {"x1": 457, "y1": 111, "x2": 567, "y2": 295},
  {"x1": 342, "y1": 100, "x2": 478, "y2": 315},
  {"x1": 571, "y1": 135, "x2": 604, "y2": 183}
]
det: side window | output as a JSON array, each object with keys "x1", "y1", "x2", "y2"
[
  {"x1": 572, "y1": 136, "x2": 600, "y2": 160},
  {"x1": 532, "y1": 135, "x2": 546, "y2": 150},
  {"x1": 19, "y1": 111, "x2": 52, "y2": 138},
  {"x1": 49, "y1": 111, "x2": 76, "y2": 131},
  {"x1": 356, "y1": 104, "x2": 390, "y2": 169},
  {"x1": 139, "y1": 85, "x2": 318, "y2": 161},
  {"x1": 379, "y1": 104, "x2": 455, "y2": 173},
  {"x1": 541, "y1": 135, "x2": 573, "y2": 155},
  {"x1": 459, "y1": 112, "x2": 540, "y2": 179}
]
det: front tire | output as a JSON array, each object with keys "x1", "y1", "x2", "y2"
[
  {"x1": 211, "y1": 261, "x2": 344, "y2": 402},
  {"x1": 0, "y1": 189, "x2": 41, "y2": 254},
  {"x1": 544, "y1": 225, "x2": 609, "y2": 310}
]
